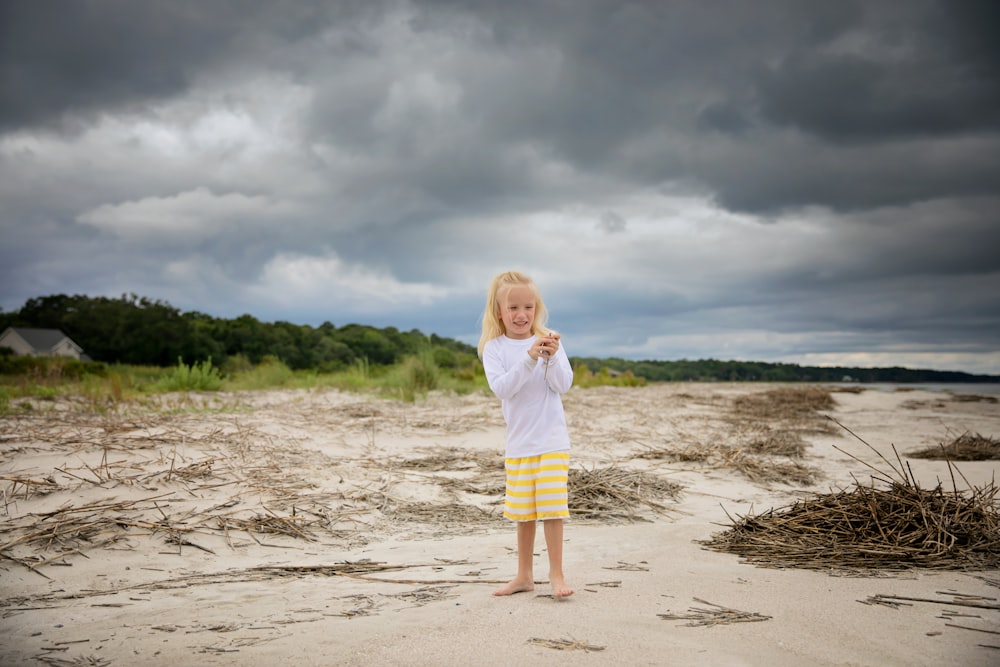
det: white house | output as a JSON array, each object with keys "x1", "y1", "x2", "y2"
[{"x1": 0, "y1": 327, "x2": 85, "y2": 360}]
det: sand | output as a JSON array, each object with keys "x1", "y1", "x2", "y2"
[{"x1": 1, "y1": 382, "x2": 998, "y2": 666}]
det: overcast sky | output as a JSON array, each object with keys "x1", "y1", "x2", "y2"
[{"x1": 2, "y1": 1, "x2": 998, "y2": 375}]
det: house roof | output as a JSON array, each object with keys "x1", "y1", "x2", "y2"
[{"x1": 2, "y1": 327, "x2": 81, "y2": 353}]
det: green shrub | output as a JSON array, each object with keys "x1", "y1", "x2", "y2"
[
  {"x1": 226, "y1": 355, "x2": 293, "y2": 390},
  {"x1": 385, "y1": 349, "x2": 440, "y2": 402},
  {"x1": 409, "y1": 349, "x2": 440, "y2": 393},
  {"x1": 157, "y1": 357, "x2": 223, "y2": 392},
  {"x1": 30, "y1": 385, "x2": 60, "y2": 399},
  {"x1": 572, "y1": 365, "x2": 646, "y2": 388},
  {"x1": 0, "y1": 355, "x2": 106, "y2": 379},
  {"x1": 325, "y1": 357, "x2": 375, "y2": 392},
  {"x1": 432, "y1": 347, "x2": 458, "y2": 369},
  {"x1": 221, "y1": 353, "x2": 254, "y2": 377},
  {"x1": 453, "y1": 357, "x2": 483, "y2": 383},
  {"x1": 78, "y1": 369, "x2": 135, "y2": 410}
]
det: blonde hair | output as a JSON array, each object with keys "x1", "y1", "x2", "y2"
[{"x1": 478, "y1": 270, "x2": 550, "y2": 358}]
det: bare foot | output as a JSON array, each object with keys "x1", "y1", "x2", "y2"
[
  {"x1": 550, "y1": 575, "x2": 574, "y2": 598},
  {"x1": 493, "y1": 577, "x2": 534, "y2": 596}
]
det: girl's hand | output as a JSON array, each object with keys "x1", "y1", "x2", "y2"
[{"x1": 534, "y1": 333, "x2": 560, "y2": 360}]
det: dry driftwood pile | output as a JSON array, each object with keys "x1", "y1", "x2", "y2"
[
  {"x1": 908, "y1": 432, "x2": 1000, "y2": 461},
  {"x1": 702, "y1": 427, "x2": 1000, "y2": 571},
  {"x1": 702, "y1": 477, "x2": 1000, "y2": 570},
  {"x1": 568, "y1": 465, "x2": 682, "y2": 522}
]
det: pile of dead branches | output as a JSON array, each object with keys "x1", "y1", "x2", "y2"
[
  {"x1": 701, "y1": 426, "x2": 1000, "y2": 571},
  {"x1": 908, "y1": 432, "x2": 1000, "y2": 461},
  {"x1": 569, "y1": 465, "x2": 681, "y2": 522},
  {"x1": 702, "y1": 478, "x2": 1000, "y2": 570}
]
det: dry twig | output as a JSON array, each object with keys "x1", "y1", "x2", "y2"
[
  {"x1": 658, "y1": 598, "x2": 772, "y2": 626},
  {"x1": 527, "y1": 637, "x2": 606, "y2": 652}
]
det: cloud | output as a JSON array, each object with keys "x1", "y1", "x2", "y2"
[
  {"x1": 77, "y1": 187, "x2": 290, "y2": 242},
  {"x1": 251, "y1": 251, "x2": 443, "y2": 313},
  {"x1": 597, "y1": 211, "x2": 627, "y2": 234},
  {"x1": 1, "y1": 1, "x2": 998, "y2": 375},
  {"x1": 0, "y1": 1, "x2": 340, "y2": 131}
]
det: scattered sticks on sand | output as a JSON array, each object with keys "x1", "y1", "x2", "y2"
[
  {"x1": 632, "y1": 440, "x2": 822, "y2": 487},
  {"x1": 950, "y1": 394, "x2": 999, "y2": 404},
  {"x1": 729, "y1": 386, "x2": 837, "y2": 427},
  {"x1": 658, "y1": 597, "x2": 772, "y2": 626},
  {"x1": 634, "y1": 386, "x2": 833, "y2": 486},
  {"x1": 0, "y1": 393, "x2": 694, "y2": 575},
  {"x1": 860, "y1": 591, "x2": 1000, "y2": 611},
  {"x1": 527, "y1": 637, "x2": 606, "y2": 652},
  {"x1": 36, "y1": 655, "x2": 111, "y2": 666},
  {"x1": 859, "y1": 590, "x2": 1000, "y2": 647},
  {"x1": 724, "y1": 386, "x2": 836, "y2": 484},
  {"x1": 1, "y1": 559, "x2": 508, "y2": 610},
  {"x1": 719, "y1": 450, "x2": 820, "y2": 486}
]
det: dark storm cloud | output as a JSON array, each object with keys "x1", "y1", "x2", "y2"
[
  {"x1": 0, "y1": 1, "x2": 365, "y2": 131},
  {"x1": 1, "y1": 0, "x2": 997, "y2": 373},
  {"x1": 406, "y1": 0, "x2": 1000, "y2": 214},
  {"x1": 6, "y1": 0, "x2": 985, "y2": 215}
]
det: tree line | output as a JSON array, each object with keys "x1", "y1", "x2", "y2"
[
  {"x1": 572, "y1": 357, "x2": 999, "y2": 384},
  {"x1": 0, "y1": 294, "x2": 476, "y2": 372},
  {"x1": 3, "y1": 294, "x2": 997, "y2": 383}
]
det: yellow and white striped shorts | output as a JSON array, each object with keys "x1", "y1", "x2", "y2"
[{"x1": 503, "y1": 452, "x2": 570, "y2": 522}]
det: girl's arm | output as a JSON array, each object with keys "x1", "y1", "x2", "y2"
[
  {"x1": 545, "y1": 343, "x2": 573, "y2": 394},
  {"x1": 483, "y1": 343, "x2": 537, "y2": 400}
]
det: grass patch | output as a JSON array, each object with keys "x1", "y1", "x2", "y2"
[
  {"x1": 573, "y1": 365, "x2": 645, "y2": 388},
  {"x1": 224, "y1": 355, "x2": 295, "y2": 391},
  {"x1": 0, "y1": 349, "x2": 633, "y2": 405}
]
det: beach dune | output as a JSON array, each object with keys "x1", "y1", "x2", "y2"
[{"x1": 1, "y1": 383, "x2": 997, "y2": 666}]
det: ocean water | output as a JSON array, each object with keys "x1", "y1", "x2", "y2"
[{"x1": 824, "y1": 382, "x2": 1000, "y2": 396}]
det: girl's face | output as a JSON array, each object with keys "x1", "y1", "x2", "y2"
[{"x1": 498, "y1": 284, "x2": 537, "y2": 339}]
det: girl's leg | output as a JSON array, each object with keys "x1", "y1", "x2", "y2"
[
  {"x1": 543, "y1": 519, "x2": 573, "y2": 598},
  {"x1": 493, "y1": 520, "x2": 537, "y2": 596}
]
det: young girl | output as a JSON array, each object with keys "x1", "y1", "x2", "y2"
[{"x1": 478, "y1": 270, "x2": 574, "y2": 598}]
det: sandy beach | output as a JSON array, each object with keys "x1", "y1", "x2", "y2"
[{"x1": 1, "y1": 382, "x2": 998, "y2": 666}]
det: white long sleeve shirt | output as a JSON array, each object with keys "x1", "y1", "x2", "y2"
[{"x1": 482, "y1": 334, "x2": 573, "y2": 458}]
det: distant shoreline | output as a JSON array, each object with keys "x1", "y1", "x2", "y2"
[{"x1": 821, "y1": 381, "x2": 1000, "y2": 395}]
